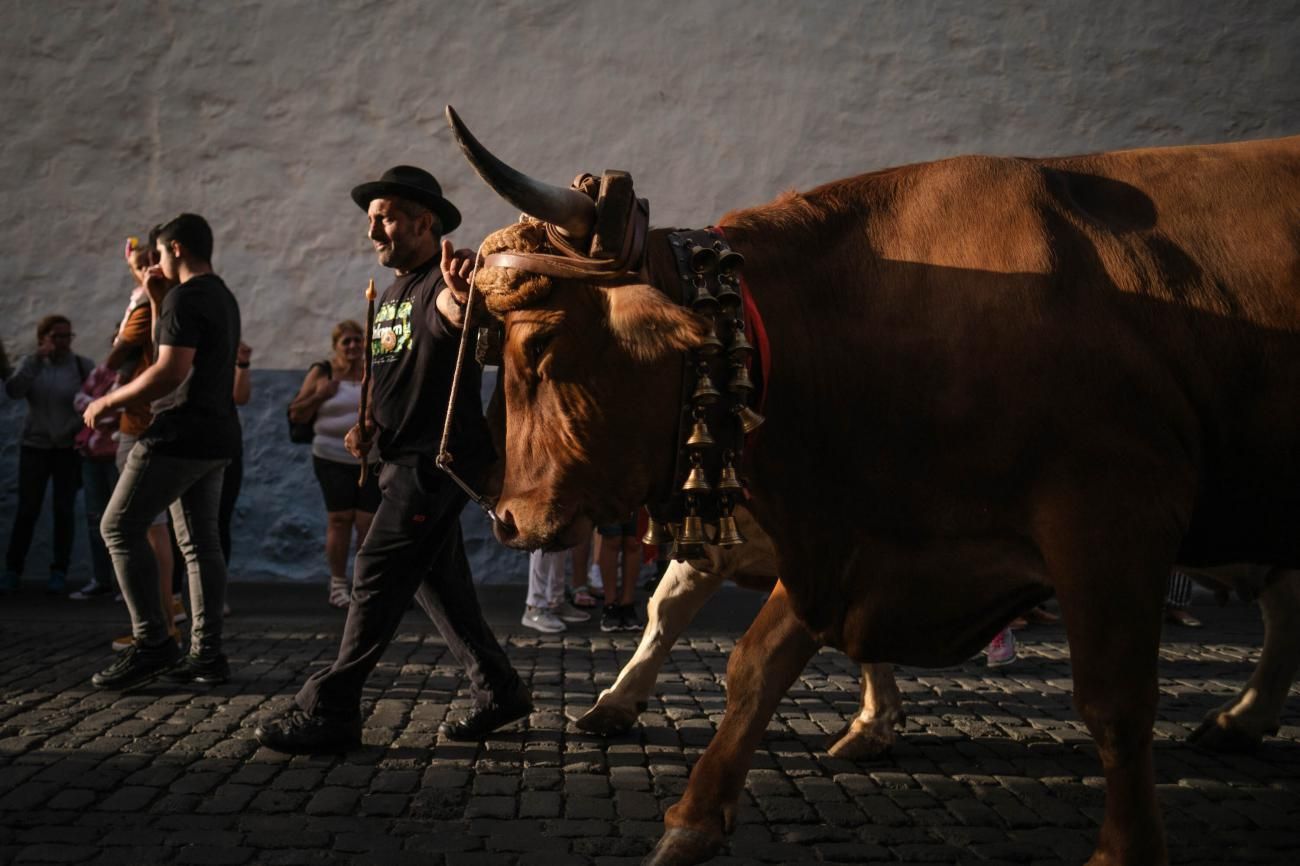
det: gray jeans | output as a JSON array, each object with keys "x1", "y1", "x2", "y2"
[{"x1": 101, "y1": 441, "x2": 230, "y2": 653}]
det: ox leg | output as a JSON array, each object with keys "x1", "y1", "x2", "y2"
[
  {"x1": 825, "y1": 662, "x2": 905, "y2": 759},
  {"x1": 1190, "y1": 568, "x2": 1300, "y2": 752},
  {"x1": 644, "y1": 581, "x2": 818, "y2": 866},
  {"x1": 576, "y1": 561, "x2": 724, "y2": 735},
  {"x1": 1052, "y1": 545, "x2": 1168, "y2": 866}
]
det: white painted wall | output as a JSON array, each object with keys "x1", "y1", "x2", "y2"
[{"x1": 4, "y1": 0, "x2": 1296, "y2": 366}]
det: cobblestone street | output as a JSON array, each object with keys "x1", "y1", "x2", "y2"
[{"x1": 1, "y1": 583, "x2": 1296, "y2": 865}]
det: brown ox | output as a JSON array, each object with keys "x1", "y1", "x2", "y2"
[{"x1": 448, "y1": 107, "x2": 1300, "y2": 866}]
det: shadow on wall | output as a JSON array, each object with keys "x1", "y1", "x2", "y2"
[{"x1": 0, "y1": 368, "x2": 527, "y2": 586}]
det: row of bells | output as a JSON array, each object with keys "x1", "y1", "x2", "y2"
[
  {"x1": 694, "y1": 317, "x2": 753, "y2": 360},
  {"x1": 643, "y1": 511, "x2": 746, "y2": 552},
  {"x1": 681, "y1": 455, "x2": 741, "y2": 495}
]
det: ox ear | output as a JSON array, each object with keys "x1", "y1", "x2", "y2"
[{"x1": 602, "y1": 283, "x2": 712, "y2": 363}]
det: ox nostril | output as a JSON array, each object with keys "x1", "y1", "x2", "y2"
[{"x1": 493, "y1": 509, "x2": 519, "y2": 542}]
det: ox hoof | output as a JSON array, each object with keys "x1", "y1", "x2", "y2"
[
  {"x1": 1188, "y1": 716, "x2": 1263, "y2": 753},
  {"x1": 641, "y1": 827, "x2": 722, "y2": 866},
  {"x1": 573, "y1": 701, "x2": 645, "y2": 736},
  {"x1": 826, "y1": 725, "x2": 896, "y2": 760}
]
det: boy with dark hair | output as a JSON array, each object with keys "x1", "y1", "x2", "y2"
[{"x1": 83, "y1": 213, "x2": 242, "y2": 688}]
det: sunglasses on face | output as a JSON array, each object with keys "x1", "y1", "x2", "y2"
[
  {"x1": 339, "y1": 337, "x2": 363, "y2": 346},
  {"x1": 50, "y1": 332, "x2": 74, "y2": 340}
]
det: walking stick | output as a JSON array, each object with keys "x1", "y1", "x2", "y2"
[{"x1": 357, "y1": 278, "x2": 376, "y2": 487}]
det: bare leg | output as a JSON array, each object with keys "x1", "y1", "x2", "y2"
[
  {"x1": 576, "y1": 560, "x2": 723, "y2": 734},
  {"x1": 325, "y1": 510, "x2": 354, "y2": 579},
  {"x1": 619, "y1": 536, "x2": 640, "y2": 606},
  {"x1": 598, "y1": 534, "x2": 620, "y2": 606},
  {"x1": 354, "y1": 510, "x2": 374, "y2": 548},
  {"x1": 645, "y1": 581, "x2": 819, "y2": 866},
  {"x1": 826, "y1": 662, "x2": 905, "y2": 758},
  {"x1": 1191, "y1": 568, "x2": 1300, "y2": 751}
]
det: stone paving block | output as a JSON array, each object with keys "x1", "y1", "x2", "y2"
[{"x1": 14, "y1": 843, "x2": 103, "y2": 863}]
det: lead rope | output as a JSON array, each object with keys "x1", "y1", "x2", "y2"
[{"x1": 437, "y1": 239, "x2": 501, "y2": 524}]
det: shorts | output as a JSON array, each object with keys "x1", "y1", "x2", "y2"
[
  {"x1": 313, "y1": 455, "x2": 381, "y2": 513},
  {"x1": 596, "y1": 513, "x2": 637, "y2": 538},
  {"x1": 116, "y1": 435, "x2": 168, "y2": 526}
]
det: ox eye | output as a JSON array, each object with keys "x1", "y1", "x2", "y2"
[{"x1": 526, "y1": 332, "x2": 553, "y2": 366}]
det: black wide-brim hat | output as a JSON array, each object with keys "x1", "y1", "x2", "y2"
[{"x1": 351, "y1": 165, "x2": 462, "y2": 234}]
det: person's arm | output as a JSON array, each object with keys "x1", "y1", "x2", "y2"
[
  {"x1": 287, "y1": 364, "x2": 336, "y2": 423},
  {"x1": 4, "y1": 352, "x2": 43, "y2": 399},
  {"x1": 232, "y1": 342, "x2": 252, "y2": 406},
  {"x1": 84, "y1": 343, "x2": 194, "y2": 428}
]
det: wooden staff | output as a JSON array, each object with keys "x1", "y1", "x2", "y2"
[{"x1": 357, "y1": 278, "x2": 376, "y2": 486}]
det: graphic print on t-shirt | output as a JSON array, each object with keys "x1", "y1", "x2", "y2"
[{"x1": 373, "y1": 299, "x2": 413, "y2": 364}]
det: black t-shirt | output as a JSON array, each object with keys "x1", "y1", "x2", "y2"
[
  {"x1": 141, "y1": 273, "x2": 242, "y2": 459},
  {"x1": 371, "y1": 256, "x2": 492, "y2": 477}
]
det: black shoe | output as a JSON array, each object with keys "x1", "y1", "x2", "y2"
[
  {"x1": 618, "y1": 603, "x2": 641, "y2": 633},
  {"x1": 438, "y1": 694, "x2": 533, "y2": 741},
  {"x1": 91, "y1": 639, "x2": 182, "y2": 689},
  {"x1": 166, "y1": 652, "x2": 231, "y2": 685},
  {"x1": 599, "y1": 604, "x2": 621, "y2": 633},
  {"x1": 254, "y1": 708, "x2": 362, "y2": 755}
]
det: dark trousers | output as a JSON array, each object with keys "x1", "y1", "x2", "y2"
[
  {"x1": 6, "y1": 446, "x2": 80, "y2": 575},
  {"x1": 296, "y1": 462, "x2": 522, "y2": 719},
  {"x1": 81, "y1": 457, "x2": 119, "y2": 588},
  {"x1": 170, "y1": 450, "x2": 242, "y2": 593}
]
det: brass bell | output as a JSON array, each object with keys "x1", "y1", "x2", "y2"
[
  {"x1": 696, "y1": 324, "x2": 723, "y2": 357},
  {"x1": 682, "y1": 461, "x2": 712, "y2": 493},
  {"x1": 685, "y1": 418, "x2": 714, "y2": 449},
  {"x1": 692, "y1": 370, "x2": 720, "y2": 405},
  {"x1": 642, "y1": 520, "x2": 674, "y2": 546},
  {"x1": 671, "y1": 539, "x2": 707, "y2": 561},
  {"x1": 678, "y1": 514, "x2": 707, "y2": 545},
  {"x1": 728, "y1": 328, "x2": 754, "y2": 359},
  {"x1": 715, "y1": 513, "x2": 746, "y2": 547},
  {"x1": 728, "y1": 363, "x2": 754, "y2": 394},
  {"x1": 732, "y1": 403, "x2": 765, "y2": 434},
  {"x1": 717, "y1": 463, "x2": 744, "y2": 492},
  {"x1": 691, "y1": 278, "x2": 720, "y2": 313},
  {"x1": 686, "y1": 242, "x2": 718, "y2": 274},
  {"x1": 717, "y1": 248, "x2": 745, "y2": 276},
  {"x1": 715, "y1": 278, "x2": 741, "y2": 308}
]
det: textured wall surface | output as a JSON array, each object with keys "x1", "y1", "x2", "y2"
[{"x1": 2, "y1": 0, "x2": 1298, "y2": 583}]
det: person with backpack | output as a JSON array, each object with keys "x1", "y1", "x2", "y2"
[
  {"x1": 2, "y1": 315, "x2": 95, "y2": 594},
  {"x1": 287, "y1": 320, "x2": 379, "y2": 608}
]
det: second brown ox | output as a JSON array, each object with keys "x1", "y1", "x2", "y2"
[{"x1": 447, "y1": 106, "x2": 1300, "y2": 866}]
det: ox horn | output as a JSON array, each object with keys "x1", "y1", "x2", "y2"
[{"x1": 445, "y1": 105, "x2": 597, "y2": 239}]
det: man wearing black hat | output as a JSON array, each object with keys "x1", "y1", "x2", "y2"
[{"x1": 256, "y1": 166, "x2": 531, "y2": 753}]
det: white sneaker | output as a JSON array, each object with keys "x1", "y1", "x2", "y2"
[
  {"x1": 521, "y1": 605, "x2": 566, "y2": 633},
  {"x1": 552, "y1": 601, "x2": 591, "y2": 623},
  {"x1": 985, "y1": 626, "x2": 1017, "y2": 667}
]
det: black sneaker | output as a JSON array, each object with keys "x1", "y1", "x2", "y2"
[
  {"x1": 618, "y1": 603, "x2": 641, "y2": 633},
  {"x1": 166, "y1": 653, "x2": 231, "y2": 685},
  {"x1": 600, "y1": 604, "x2": 621, "y2": 633},
  {"x1": 438, "y1": 691, "x2": 533, "y2": 741},
  {"x1": 254, "y1": 708, "x2": 362, "y2": 755},
  {"x1": 91, "y1": 639, "x2": 182, "y2": 689}
]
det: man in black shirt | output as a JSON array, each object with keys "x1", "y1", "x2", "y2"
[
  {"x1": 83, "y1": 213, "x2": 241, "y2": 689},
  {"x1": 256, "y1": 166, "x2": 530, "y2": 753}
]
